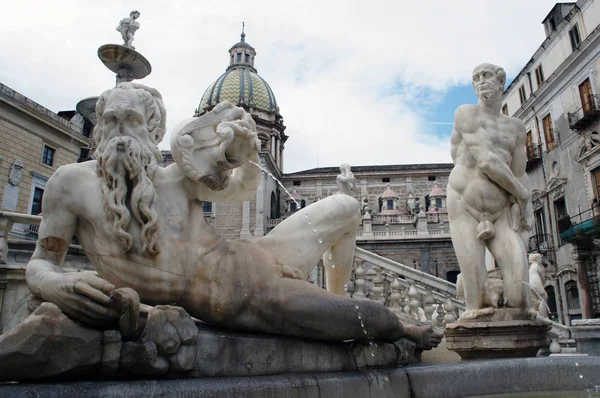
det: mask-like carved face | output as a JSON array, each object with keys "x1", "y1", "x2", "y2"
[{"x1": 170, "y1": 101, "x2": 259, "y2": 191}]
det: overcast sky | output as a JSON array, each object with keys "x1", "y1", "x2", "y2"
[{"x1": 1, "y1": 0, "x2": 561, "y2": 172}]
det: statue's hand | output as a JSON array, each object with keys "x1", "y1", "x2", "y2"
[
  {"x1": 513, "y1": 197, "x2": 533, "y2": 232},
  {"x1": 219, "y1": 118, "x2": 260, "y2": 167},
  {"x1": 41, "y1": 271, "x2": 120, "y2": 327},
  {"x1": 521, "y1": 199, "x2": 534, "y2": 232},
  {"x1": 171, "y1": 102, "x2": 260, "y2": 191}
]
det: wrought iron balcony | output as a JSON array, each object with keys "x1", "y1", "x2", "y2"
[
  {"x1": 568, "y1": 94, "x2": 600, "y2": 131},
  {"x1": 528, "y1": 234, "x2": 553, "y2": 253},
  {"x1": 526, "y1": 144, "x2": 542, "y2": 171},
  {"x1": 559, "y1": 203, "x2": 600, "y2": 242}
]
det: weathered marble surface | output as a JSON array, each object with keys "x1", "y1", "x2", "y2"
[
  {"x1": 445, "y1": 309, "x2": 550, "y2": 359},
  {"x1": 528, "y1": 253, "x2": 548, "y2": 317},
  {"x1": 447, "y1": 63, "x2": 533, "y2": 321},
  {"x1": 18, "y1": 81, "x2": 439, "y2": 363},
  {"x1": 3, "y1": 357, "x2": 600, "y2": 398},
  {"x1": 0, "y1": 302, "x2": 418, "y2": 381}
]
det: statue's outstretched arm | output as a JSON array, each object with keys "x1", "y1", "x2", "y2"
[
  {"x1": 170, "y1": 102, "x2": 261, "y2": 203},
  {"x1": 454, "y1": 105, "x2": 529, "y2": 202},
  {"x1": 25, "y1": 167, "x2": 119, "y2": 326}
]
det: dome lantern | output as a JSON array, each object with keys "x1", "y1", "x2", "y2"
[
  {"x1": 228, "y1": 22, "x2": 257, "y2": 73},
  {"x1": 195, "y1": 25, "x2": 280, "y2": 117}
]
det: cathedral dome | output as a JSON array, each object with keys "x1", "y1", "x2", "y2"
[{"x1": 195, "y1": 28, "x2": 279, "y2": 116}]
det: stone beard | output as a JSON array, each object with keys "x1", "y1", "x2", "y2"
[{"x1": 92, "y1": 84, "x2": 166, "y2": 257}]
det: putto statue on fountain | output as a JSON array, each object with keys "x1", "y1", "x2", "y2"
[{"x1": 116, "y1": 10, "x2": 141, "y2": 49}]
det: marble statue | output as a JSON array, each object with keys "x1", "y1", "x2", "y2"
[
  {"x1": 447, "y1": 63, "x2": 533, "y2": 320},
  {"x1": 336, "y1": 163, "x2": 355, "y2": 195},
  {"x1": 116, "y1": 10, "x2": 141, "y2": 49},
  {"x1": 25, "y1": 82, "x2": 440, "y2": 348},
  {"x1": 361, "y1": 197, "x2": 371, "y2": 216},
  {"x1": 528, "y1": 253, "x2": 548, "y2": 317},
  {"x1": 457, "y1": 273, "x2": 504, "y2": 309}
]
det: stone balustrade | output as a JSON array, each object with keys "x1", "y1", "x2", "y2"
[
  {"x1": 266, "y1": 218, "x2": 283, "y2": 228},
  {"x1": 348, "y1": 248, "x2": 465, "y2": 328},
  {"x1": 356, "y1": 228, "x2": 450, "y2": 240},
  {"x1": 372, "y1": 214, "x2": 413, "y2": 224}
]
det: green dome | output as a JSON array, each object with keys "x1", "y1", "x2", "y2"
[{"x1": 197, "y1": 67, "x2": 279, "y2": 115}]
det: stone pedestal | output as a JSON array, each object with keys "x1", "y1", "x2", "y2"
[
  {"x1": 572, "y1": 319, "x2": 600, "y2": 356},
  {"x1": 0, "y1": 303, "x2": 418, "y2": 382},
  {"x1": 444, "y1": 309, "x2": 550, "y2": 359}
]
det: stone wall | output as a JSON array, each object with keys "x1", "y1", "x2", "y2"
[
  {"x1": 211, "y1": 202, "x2": 244, "y2": 241},
  {"x1": 0, "y1": 83, "x2": 89, "y2": 216},
  {"x1": 358, "y1": 239, "x2": 458, "y2": 282}
]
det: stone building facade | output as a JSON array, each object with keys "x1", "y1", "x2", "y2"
[
  {"x1": 0, "y1": 83, "x2": 91, "y2": 235},
  {"x1": 501, "y1": 0, "x2": 600, "y2": 325},
  {"x1": 281, "y1": 164, "x2": 459, "y2": 284}
]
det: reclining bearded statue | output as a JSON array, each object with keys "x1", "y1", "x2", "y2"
[{"x1": 25, "y1": 82, "x2": 440, "y2": 348}]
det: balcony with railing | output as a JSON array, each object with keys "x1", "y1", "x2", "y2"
[
  {"x1": 526, "y1": 144, "x2": 542, "y2": 171},
  {"x1": 528, "y1": 234, "x2": 554, "y2": 253},
  {"x1": 568, "y1": 94, "x2": 600, "y2": 131},
  {"x1": 559, "y1": 204, "x2": 600, "y2": 242}
]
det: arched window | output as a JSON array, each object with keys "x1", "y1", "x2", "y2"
[
  {"x1": 565, "y1": 280, "x2": 580, "y2": 311},
  {"x1": 270, "y1": 192, "x2": 277, "y2": 219}
]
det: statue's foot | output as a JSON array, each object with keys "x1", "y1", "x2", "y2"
[
  {"x1": 403, "y1": 324, "x2": 443, "y2": 350},
  {"x1": 458, "y1": 306, "x2": 495, "y2": 321}
]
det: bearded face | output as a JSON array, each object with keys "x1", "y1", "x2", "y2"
[
  {"x1": 472, "y1": 63, "x2": 506, "y2": 104},
  {"x1": 93, "y1": 83, "x2": 166, "y2": 257}
]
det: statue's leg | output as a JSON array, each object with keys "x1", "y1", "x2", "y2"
[
  {"x1": 486, "y1": 211, "x2": 530, "y2": 309},
  {"x1": 258, "y1": 195, "x2": 360, "y2": 292},
  {"x1": 322, "y1": 231, "x2": 355, "y2": 295},
  {"x1": 447, "y1": 188, "x2": 488, "y2": 319},
  {"x1": 246, "y1": 277, "x2": 441, "y2": 347}
]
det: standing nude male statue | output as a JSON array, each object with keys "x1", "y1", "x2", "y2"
[
  {"x1": 447, "y1": 63, "x2": 534, "y2": 320},
  {"x1": 25, "y1": 82, "x2": 440, "y2": 348}
]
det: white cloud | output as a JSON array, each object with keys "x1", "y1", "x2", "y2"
[{"x1": 0, "y1": 0, "x2": 559, "y2": 172}]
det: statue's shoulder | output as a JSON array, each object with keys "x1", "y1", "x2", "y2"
[
  {"x1": 453, "y1": 104, "x2": 479, "y2": 132},
  {"x1": 455, "y1": 104, "x2": 479, "y2": 119},
  {"x1": 47, "y1": 161, "x2": 97, "y2": 192},
  {"x1": 506, "y1": 114, "x2": 527, "y2": 132}
]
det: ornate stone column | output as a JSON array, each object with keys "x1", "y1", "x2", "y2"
[{"x1": 572, "y1": 246, "x2": 594, "y2": 319}]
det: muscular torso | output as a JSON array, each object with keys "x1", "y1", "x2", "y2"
[
  {"x1": 53, "y1": 161, "x2": 276, "y2": 323},
  {"x1": 448, "y1": 105, "x2": 520, "y2": 214}
]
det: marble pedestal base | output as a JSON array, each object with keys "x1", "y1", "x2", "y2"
[
  {"x1": 445, "y1": 313, "x2": 550, "y2": 359},
  {"x1": 572, "y1": 319, "x2": 600, "y2": 356}
]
